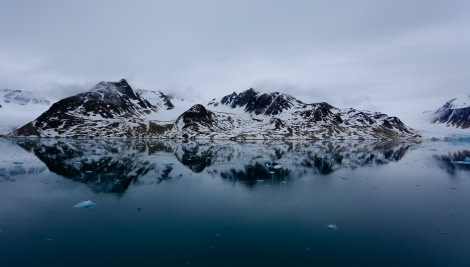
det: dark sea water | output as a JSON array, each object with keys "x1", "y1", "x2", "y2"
[{"x1": 0, "y1": 138, "x2": 469, "y2": 266}]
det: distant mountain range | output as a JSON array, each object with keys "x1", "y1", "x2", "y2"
[
  {"x1": 431, "y1": 95, "x2": 470, "y2": 129},
  {"x1": 0, "y1": 89, "x2": 52, "y2": 135},
  {"x1": 9, "y1": 79, "x2": 421, "y2": 139}
]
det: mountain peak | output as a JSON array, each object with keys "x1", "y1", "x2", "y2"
[
  {"x1": 1, "y1": 88, "x2": 51, "y2": 106},
  {"x1": 90, "y1": 79, "x2": 138, "y2": 100},
  {"x1": 118, "y1": 78, "x2": 129, "y2": 85},
  {"x1": 209, "y1": 88, "x2": 304, "y2": 116},
  {"x1": 444, "y1": 95, "x2": 470, "y2": 110}
]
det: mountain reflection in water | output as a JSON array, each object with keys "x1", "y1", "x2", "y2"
[
  {"x1": 15, "y1": 138, "x2": 418, "y2": 193},
  {"x1": 433, "y1": 149, "x2": 470, "y2": 175}
]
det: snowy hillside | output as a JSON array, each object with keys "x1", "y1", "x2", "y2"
[
  {"x1": 0, "y1": 89, "x2": 52, "y2": 135},
  {"x1": 136, "y1": 89, "x2": 197, "y2": 121},
  {"x1": 431, "y1": 95, "x2": 470, "y2": 129},
  {"x1": 182, "y1": 89, "x2": 421, "y2": 140},
  {"x1": 11, "y1": 79, "x2": 420, "y2": 139}
]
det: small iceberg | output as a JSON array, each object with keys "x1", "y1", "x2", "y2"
[
  {"x1": 327, "y1": 224, "x2": 338, "y2": 230},
  {"x1": 162, "y1": 161, "x2": 173, "y2": 167},
  {"x1": 273, "y1": 164, "x2": 282, "y2": 169},
  {"x1": 73, "y1": 200, "x2": 96, "y2": 208},
  {"x1": 465, "y1": 157, "x2": 470, "y2": 163}
]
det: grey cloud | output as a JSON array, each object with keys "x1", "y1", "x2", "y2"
[{"x1": 0, "y1": 0, "x2": 469, "y2": 125}]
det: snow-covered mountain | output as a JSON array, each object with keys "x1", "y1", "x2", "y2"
[
  {"x1": 12, "y1": 79, "x2": 175, "y2": 138},
  {"x1": 185, "y1": 89, "x2": 420, "y2": 140},
  {"x1": 0, "y1": 89, "x2": 52, "y2": 135},
  {"x1": 431, "y1": 95, "x2": 470, "y2": 129},
  {"x1": 11, "y1": 79, "x2": 420, "y2": 139}
]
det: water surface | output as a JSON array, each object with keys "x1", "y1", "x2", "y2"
[{"x1": 1, "y1": 138, "x2": 469, "y2": 266}]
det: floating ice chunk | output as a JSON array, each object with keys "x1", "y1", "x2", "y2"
[
  {"x1": 162, "y1": 161, "x2": 173, "y2": 167},
  {"x1": 327, "y1": 224, "x2": 338, "y2": 230},
  {"x1": 257, "y1": 179, "x2": 264, "y2": 182},
  {"x1": 273, "y1": 164, "x2": 282, "y2": 169},
  {"x1": 465, "y1": 157, "x2": 470, "y2": 163},
  {"x1": 73, "y1": 200, "x2": 96, "y2": 208},
  {"x1": 12, "y1": 161, "x2": 23, "y2": 165},
  {"x1": 195, "y1": 152, "x2": 202, "y2": 157}
]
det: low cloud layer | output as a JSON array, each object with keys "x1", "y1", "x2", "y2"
[{"x1": 1, "y1": 0, "x2": 469, "y2": 123}]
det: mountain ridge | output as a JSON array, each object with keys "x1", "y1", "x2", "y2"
[{"x1": 10, "y1": 79, "x2": 421, "y2": 139}]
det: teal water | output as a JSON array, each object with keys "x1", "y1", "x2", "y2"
[{"x1": 0, "y1": 138, "x2": 469, "y2": 266}]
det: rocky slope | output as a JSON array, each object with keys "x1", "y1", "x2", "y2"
[
  {"x1": 11, "y1": 79, "x2": 175, "y2": 138},
  {"x1": 431, "y1": 96, "x2": 470, "y2": 129},
  {"x1": 10, "y1": 79, "x2": 421, "y2": 139}
]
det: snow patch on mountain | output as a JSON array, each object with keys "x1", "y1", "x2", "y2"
[{"x1": 137, "y1": 89, "x2": 198, "y2": 121}]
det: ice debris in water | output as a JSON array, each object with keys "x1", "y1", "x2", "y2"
[
  {"x1": 327, "y1": 224, "x2": 338, "y2": 230},
  {"x1": 465, "y1": 157, "x2": 470, "y2": 163},
  {"x1": 273, "y1": 164, "x2": 282, "y2": 169},
  {"x1": 162, "y1": 161, "x2": 173, "y2": 167},
  {"x1": 73, "y1": 200, "x2": 96, "y2": 208}
]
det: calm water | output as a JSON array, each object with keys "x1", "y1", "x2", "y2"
[{"x1": 1, "y1": 138, "x2": 469, "y2": 266}]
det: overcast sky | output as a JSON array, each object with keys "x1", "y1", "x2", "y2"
[{"x1": 1, "y1": 0, "x2": 469, "y2": 124}]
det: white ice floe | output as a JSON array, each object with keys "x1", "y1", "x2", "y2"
[{"x1": 73, "y1": 200, "x2": 97, "y2": 208}]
